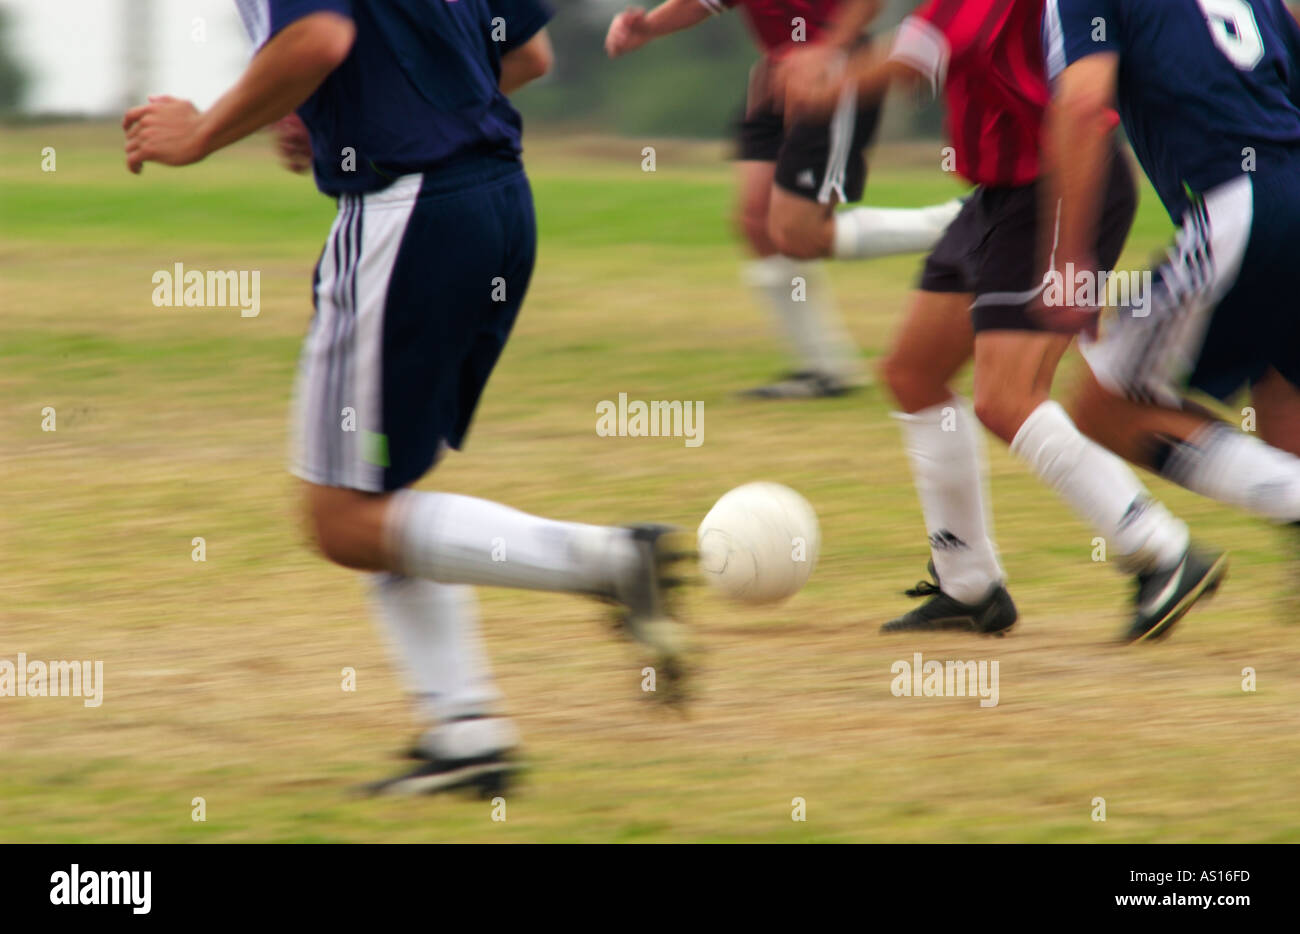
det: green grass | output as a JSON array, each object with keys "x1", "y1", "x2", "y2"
[{"x1": 2, "y1": 123, "x2": 1298, "y2": 842}]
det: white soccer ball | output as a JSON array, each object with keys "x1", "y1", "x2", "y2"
[{"x1": 697, "y1": 482, "x2": 820, "y2": 605}]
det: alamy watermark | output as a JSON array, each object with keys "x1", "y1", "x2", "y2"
[
  {"x1": 1041, "y1": 264, "x2": 1154, "y2": 317},
  {"x1": 890, "y1": 652, "x2": 999, "y2": 708},
  {"x1": 50, "y1": 865, "x2": 150, "y2": 914},
  {"x1": 152, "y1": 262, "x2": 260, "y2": 317},
  {"x1": 596, "y1": 392, "x2": 703, "y2": 447},
  {"x1": 1, "y1": 653, "x2": 103, "y2": 707}
]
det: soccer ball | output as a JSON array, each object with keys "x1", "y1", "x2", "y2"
[{"x1": 697, "y1": 482, "x2": 820, "y2": 605}]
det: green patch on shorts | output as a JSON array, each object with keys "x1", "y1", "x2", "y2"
[{"x1": 363, "y1": 430, "x2": 390, "y2": 468}]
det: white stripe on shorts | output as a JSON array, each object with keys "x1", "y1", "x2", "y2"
[
  {"x1": 291, "y1": 175, "x2": 422, "y2": 492},
  {"x1": 817, "y1": 84, "x2": 857, "y2": 205},
  {"x1": 1081, "y1": 175, "x2": 1253, "y2": 407}
]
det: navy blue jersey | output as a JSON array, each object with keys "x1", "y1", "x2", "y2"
[
  {"x1": 1044, "y1": 0, "x2": 1300, "y2": 218},
  {"x1": 234, "y1": 0, "x2": 553, "y2": 195}
]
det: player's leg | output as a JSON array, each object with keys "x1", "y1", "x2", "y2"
[
  {"x1": 973, "y1": 329, "x2": 1193, "y2": 580},
  {"x1": 736, "y1": 159, "x2": 779, "y2": 257},
  {"x1": 768, "y1": 78, "x2": 960, "y2": 262},
  {"x1": 296, "y1": 170, "x2": 690, "y2": 795},
  {"x1": 1252, "y1": 368, "x2": 1300, "y2": 458},
  {"x1": 769, "y1": 186, "x2": 960, "y2": 262},
  {"x1": 968, "y1": 154, "x2": 1221, "y2": 642},
  {"x1": 1073, "y1": 173, "x2": 1300, "y2": 525},
  {"x1": 738, "y1": 88, "x2": 862, "y2": 397},
  {"x1": 875, "y1": 189, "x2": 1017, "y2": 634},
  {"x1": 878, "y1": 286, "x2": 1016, "y2": 634}
]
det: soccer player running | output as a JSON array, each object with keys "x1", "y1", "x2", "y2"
[
  {"x1": 606, "y1": 0, "x2": 962, "y2": 398},
  {"x1": 123, "y1": 0, "x2": 693, "y2": 796},
  {"x1": 1040, "y1": 0, "x2": 1300, "y2": 536},
  {"x1": 789, "y1": 0, "x2": 1226, "y2": 642}
]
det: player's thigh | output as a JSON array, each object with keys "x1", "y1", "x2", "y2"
[
  {"x1": 879, "y1": 290, "x2": 975, "y2": 413},
  {"x1": 971, "y1": 330, "x2": 1072, "y2": 443}
]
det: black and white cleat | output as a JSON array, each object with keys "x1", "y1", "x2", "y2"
[
  {"x1": 362, "y1": 750, "x2": 520, "y2": 799},
  {"x1": 613, "y1": 523, "x2": 696, "y2": 705},
  {"x1": 1125, "y1": 545, "x2": 1228, "y2": 643},
  {"x1": 880, "y1": 562, "x2": 1017, "y2": 636},
  {"x1": 738, "y1": 370, "x2": 859, "y2": 400}
]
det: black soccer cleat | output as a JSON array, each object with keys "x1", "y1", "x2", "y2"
[
  {"x1": 362, "y1": 749, "x2": 520, "y2": 799},
  {"x1": 1125, "y1": 545, "x2": 1228, "y2": 643},
  {"x1": 738, "y1": 370, "x2": 859, "y2": 400},
  {"x1": 880, "y1": 562, "x2": 1018, "y2": 636},
  {"x1": 612, "y1": 523, "x2": 695, "y2": 704}
]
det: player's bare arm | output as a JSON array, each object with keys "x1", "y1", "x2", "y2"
[
  {"x1": 123, "y1": 12, "x2": 354, "y2": 174},
  {"x1": 1038, "y1": 52, "x2": 1122, "y2": 334},
  {"x1": 501, "y1": 28, "x2": 555, "y2": 93},
  {"x1": 605, "y1": 0, "x2": 711, "y2": 58}
]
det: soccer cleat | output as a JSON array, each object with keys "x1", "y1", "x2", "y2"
[
  {"x1": 880, "y1": 562, "x2": 1017, "y2": 635},
  {"x1": 613, "y1": 523, "x2": 695, "y2": 704},
  {"x1": 363, "y1": 749, "x2": 519, "y2": 798},
  {"x1": 738, "y1": 370, "x2": 858, "y2": 400},
  {"x1": 1125, "y1": 545, "x2": 1228, "y2": 643}
]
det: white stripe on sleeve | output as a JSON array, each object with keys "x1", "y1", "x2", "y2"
[{"x1": 888, "y1": 15, "x2": 951, "y2": 97}]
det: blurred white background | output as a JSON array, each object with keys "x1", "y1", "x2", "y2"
[{"x1": 0, "y1": 0, "x2": 250, "y2": 114}]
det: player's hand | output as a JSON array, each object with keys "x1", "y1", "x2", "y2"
[
  {"x1": 606, "y1": 7, "x2": 652, "y2": 58},
  {"x1": 123, "y1": 95, "x2": 207, "y2": 174},
  {"x1": 776, "y1": 43, "x2": 843, "y2": 114},
  {"x1": 272, "y1": 113, "x2": 313, "y2": 174},
  {"x1": 1028, "y1": 258, "x2": 1101, "y2": 338},
  {"x1": 782, "y1": 59, "x2": 847, "y2": 122}
]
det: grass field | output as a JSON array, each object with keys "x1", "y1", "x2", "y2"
[{"x1": 3, "y1": 122, "x2": 1298, "y2": 843}]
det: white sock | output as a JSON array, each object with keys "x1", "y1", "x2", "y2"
[
  {"x1": 370, "y1": 574, "x2": 500, "y2": 724},
  {"x1": 1159, "y1": 422, "x2": 1300, "y2": 522},
  {"x1": 894, "y1": 397, "x2": 1004, "y2": 604},
  {"x1": 744, "y1": 256, "x2": 862, "y2": 382},
  {"x1": 386, "y1": 490, "x2": 640, "y2": 596},
  {"x1": 1011, "y1": 401, "x2": 1188, "y2": 573},
  {"x1": 832, "y1": 199, "x2": 963, "y2": 260}
]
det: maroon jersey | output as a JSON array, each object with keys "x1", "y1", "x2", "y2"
[
  {"x1": 890, "y1": 0, "x2": 1049, "y2": 187},
  {"x1": 702, "y1": 0, "x2": 839, "y2": 56}
]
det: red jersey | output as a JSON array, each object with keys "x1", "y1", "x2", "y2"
[
  {"x1": 704, "y1": 0, "x2": 840, "y2": 56},
  {"x1": 890, "y1": 0, "x2": 1049, "y2": 187}
]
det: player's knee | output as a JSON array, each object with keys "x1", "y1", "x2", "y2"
[
  {"x1": 308, "y1": 509, "x2": 359, "y2": 569},
  {"x1": 973, "y1": 390, "x2": 1010, "y2": 442},
  {"x1": 879, "y1": 350, "x2": 937, "y2": 412},
  {"x1": 768, "y1": 212, "x2": 826, "y2": 260},
  {"x1": 305, "y1": 489, "x2": 385, "y2": 570},
  {"x1": 974, "y1": 387, "x2": 1039, "y2": 444}
]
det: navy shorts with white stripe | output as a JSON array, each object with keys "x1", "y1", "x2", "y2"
[{"x1": 292, "y1": 157, "x2": 536, "y2": 492}]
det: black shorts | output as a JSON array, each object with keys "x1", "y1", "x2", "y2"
[
  {"x1": 920, "y1": 150, "x2": 1138, "y2": 332},
  {"x1": 294, "y1": 158, "x2": 535, "y2": 492},
  {"x1": 735, "y1": 64, "x2": 882, "y2": 204}
]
